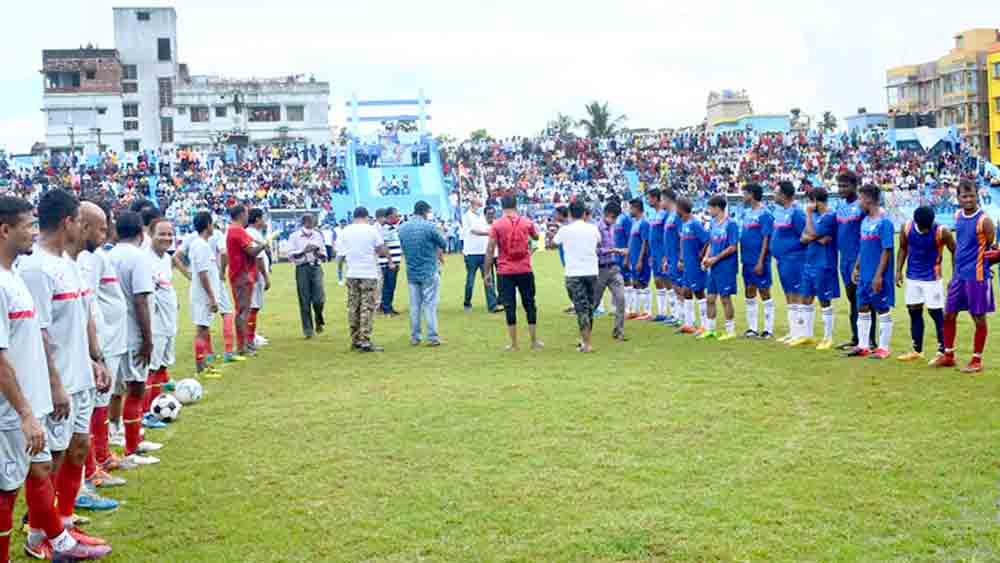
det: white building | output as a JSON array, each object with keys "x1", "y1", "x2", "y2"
[{"x1": 41, "y1": 6, "x2": 330, "y2": 156}]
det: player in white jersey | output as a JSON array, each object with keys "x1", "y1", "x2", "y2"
[
  {"x1": 144, "y1": 219, "x2": 178, "y2": 425},
  {"x1": 17, "y1": 191, "x2": 113, "y2": 557},
  {"x1": 175, "y1": 223, "x2": 238, "y2": 365},
  {"x1": 107, "y1": 212, "x2": 161, "y2": 466},
  {"x1": 187, "y1": 213, "x2": 223, "y2": 377},
  {"x1": 246, "y1": 209, "x2": 271, "y2": 348}
]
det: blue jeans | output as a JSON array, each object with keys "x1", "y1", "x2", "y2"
[
  {"x1": 409, "y1": 274, "x2": 440, "y2": 343},
  {"x1": 381, "y1": 265, "x2": 398, "y2": 313},
  {"x1": 463, "y1": 254, "x2": 498, "y2": 310}
]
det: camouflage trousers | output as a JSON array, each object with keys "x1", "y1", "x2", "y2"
[
  {"x1": 346, "y1": 278, "x2": 379, "y2": 346},
  {"x1": 565, "y1": 275, "x2": 597, "y2": 333}
]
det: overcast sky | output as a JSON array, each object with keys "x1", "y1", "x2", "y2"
[{"x1": 0, "y1": 0, "x2": 993, "y2": 152}]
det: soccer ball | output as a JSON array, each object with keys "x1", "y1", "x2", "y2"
[
  {"x1": 174, "y1": 379, "x2": 203, "y2": 405},
  {"x1": 150, "y1": 394, "x2": 182, "y2": 423}
]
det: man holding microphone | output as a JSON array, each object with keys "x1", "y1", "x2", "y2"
[{"x1": 288, "y1": 214, "x2": 327, "y2": 339}]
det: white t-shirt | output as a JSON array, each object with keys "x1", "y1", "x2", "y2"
[
  {"x1": 188, "y1": 236, "x2": 221, "y2": 312},
  {"x1": 340, "y1": 223, "x2": 384, "y2": 280},
  {"x1": 108, "y1": 242, "x2": 155, "y2": 350},
  {"x1": 334, "y1": 227, "x2": 346, "y2": 257},
  {"x1": 0, "y1": 268, "x2": 53, "y2": 428},
  {"x1": 462, "y1": 210, "x2": 489, "y2": 256},
  {"x1": 247, "y1": 227, "x2": 270, "y2": 277},
  {"x1": 18, "y1": 247, "x2": 95, "y2": 394},
  {"x1": 322, "y1": 228, "x2": 334, "y2": 247},
  {"x1": 90, "y1": 247, "x2": 127, "y2": 356},
  {"x1": 150, "y1": 251, "x2": 178, "y2": 337},
  {"x1": 552, "y1": 220, "x2": 600, "y2": 277}
]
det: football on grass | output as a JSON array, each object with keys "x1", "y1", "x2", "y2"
[{"x1": 151, "y1": 394, "x2": 182, "y2": 422}]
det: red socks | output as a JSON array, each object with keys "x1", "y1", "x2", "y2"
[
  {"x1": 54, "y1": 461, "x2": 83, "y2": 519},
  {"x1": 25, "y1": 473, "x2": 63, "y2": 538},
  {"x1": 248, "y1": 309, "x2": 258, "y2": 347},
  {"x1": 0, "y1": 490, "x2": 16, "y2": 563},
  {"x1": 84, "y1": 445, "x2": 97, "y2": 481},
  {"x1": 194, "y1": 332, "x2": 211, "y2": 366},
  {"x1": 974, "y1": 321, "x2": 988, "y2": 356},
  {"x1": 943, "y1": 316, "x2": 957, "y2": 352},
  {"x1": 90, "y1": 406, "x2": 110, "y2": 467},
  {"x1": 124, "y1": 395, "x2": 143, "y2": 456},
  {"x1": 222, "y1": 313, "x2": 235, "y2": 354}
]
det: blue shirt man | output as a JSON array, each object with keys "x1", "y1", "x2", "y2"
[
  {"x1": 398, "y1": 202, "x2": 447, "y2": 345},
  {"x1": 707, "y1": 215, "x2": 739, "y2": 296},
  {"x1": 628, "y1": 215, "x2": 651, "y2": 287},
  {"x1": 649, "y1": 208, "x2": 668, "y2": 279},
  {"x1": 740, "y1": 205, "x2": 773, "y2": 289},
  {"x1": 613, "y1": 213, "x2": 633, "y2": 282}
]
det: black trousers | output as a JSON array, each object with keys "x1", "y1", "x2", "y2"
[
  {"x1": 295, "y1": 264, "x2": 325, "y2": 336},
  {"x1": 498, "y1": 272, "x2": 537, "y2": 326}
]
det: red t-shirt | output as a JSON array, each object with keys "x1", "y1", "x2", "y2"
[
  {"x1": 490, "y1": 213, "x2": 537, "y2": 275},
  {"x1": 226, "y1": 224, "x2": 257, "y2": 285}
]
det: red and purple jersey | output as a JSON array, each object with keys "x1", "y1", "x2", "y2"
[
  {"x1": 628, "y1": 218, "x2": 650, "y2": 270},
  {"x1": 836, "y1": 199, "x2": 863, "y2": 271},
  {"x1": 649, "y1": 209, "x2": 668, "y2": 259},
  {"x1": 680, "y1": 217, "x2": 710, "y2": 269},
  {"x1": 771, "y1": 204, "x2": 806, "y2": 259},
  {"x1": 663, "y1": 211, "x2": 682, "y2": 264},
  {"x1": 805, "y1": 210, "x2": 837, "y2": 271},
  {"x1": 904, "y1": 221, "x2": 944, "y2": 282},
  {"x1": 739, "y1": 206, "x2": 773, "y2": 266},
  {"x1": 953, "y1": 209, "x2": 993, "y2": 281},
  {"x1": 859, "y1": 213, "x2": 894, "y2": 285},
  {"x1": 709, "y1": 217, "x2": 740, "y2": 274}
]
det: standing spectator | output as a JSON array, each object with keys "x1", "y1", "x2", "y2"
[
  {"x1": 486, "y1": 195, "x2": 543, "y2": 351},
  {"x1": 378, "y1": 208, "x2": 402, "y2": 316},
  {"x1": 335, "y1": 219, "x2": 347, "y2": 286},
  {"x1": 461, "y1": 197, "x2": 499, "y2": 313},
  {"x1": 398, "y1": 201, "x2": 447, "y2": 346},
  {"x1": 553, "y1": 201, "x2": 601, "y2": 352},
  {"x1": 322, "y1": 223, "x2": 335, "y2": 263},
  {"x1": 594, "y1": 201, "x2": 627, "y2": 341},
  {"x1": 287, "y1": 214, "x2": 327, "y2": 339},
  {"x1": 340, "y1": 207, "x2": 388, "y2": 352},
  {"x1": 225, "y1": 205, "x2": 267, "y2": 357}
]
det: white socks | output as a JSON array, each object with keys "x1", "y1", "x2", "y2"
[
  {"x1": 878, "y1": 312, "x2": 893, "y2": 351},
  {"x1": 667, "y1": 289, "x2": 677, "y2": 317},
  {"x1": 805, "y1": 305, "x2": 815, "y2": 338},
  {"x1": 697, "y1": 299, "x2": 708, "y2": 328},
  {"x1": 787, "y1": 308, "x2": 796, "y2": 337},
  {"x1": 763, "y1": 299, "x2": 775, "y2": 334},
  {"x1": 857, "y1": 312, "x2": 873, "y2": 350},
  {"x1": 685, "y1": 299, "x2": 695, "y2": 326},
  {"x1": 656, "y1": 289, "x2": 667, "y2": 316},
  {"x1": 725, "y1": 319, "x2": 735, "y2": 335},
  {"x1": 625, "y1": 288, "x2": 635, "y2": 313},
  {"x1": 745, "y1": 297, "x2": 759, "y2": 333},
  {"x1": 706, "y1": 317, "x2": 716, "y2": 332},
  {"x1": 642, "y1": 289, "x2": 652, "y2": 315},
  {"x1": 822, "y1": 306, "x2": 834, "y2": 341}
]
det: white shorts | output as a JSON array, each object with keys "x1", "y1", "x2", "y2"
[
  {"x1": 151, "y1": 335, "x2": 176, "y2": 370},
  {"x1": 251, "y1": 275, "x2": 265, "y2": 310},
  {"x1": 0, "y1": 420, "x2": 51, "y2": 491},
  {"x1": 905, "y1": 278, "x2": 945, "y2": 308},
  {"x1": 97, "y1": 353, "x2": 127, "y2": 407},
  {"x1": 218, "y1": 281, "x2": 234, "y2": 315},
  {"x1": 191, "y1": 302, "x2": 216, "y2": 328},
  {"x1": 119, "y1": 348, "x2": 149, "y2": 385},
  {"x1": 46, "y1": 389, "x2": 96, "y2": 452}
]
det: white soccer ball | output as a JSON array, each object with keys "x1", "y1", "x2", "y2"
[
  {"x1": 174, "y1": 379, "x2": 203, "y2": 405},
  {"x1": 150, "y1": 394, "x2": 182, "y2": 423}
]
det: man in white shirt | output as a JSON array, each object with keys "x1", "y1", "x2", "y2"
[
  {"x1": 334, "y1": 220, "x2": 347, "y2": 286},
  {"x1": 552, "y1": 201, "x2": 601, "y2": 353},
  {"x1": 145, "y1": 219, "x2": 177, "y2": 425},
  {"x1": 461, "y1": 198, "x2": 499, "y2": 313},
  {"x1": 187, "y1": 213, "x2": 222, "y2": 377},
  {"x1": 246, "y1": 209, "x2": 271, "y2": 348},
  {"x1": 340, "y1": 207, "x2": 389, "y2": 352},
  {"x1": 287, "y1": 214, "x2": 327, "y2": 338}
]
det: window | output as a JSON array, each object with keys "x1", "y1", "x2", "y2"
[
  {"x1": 215, "y1": 106, "x2": 227, "y2": 118},
  {"x1": 248, "y1": 106, "x2": 281, "y2": 122},
  {"x1": 124, "y1": 140, "x2": 140, "y2": 152},
  {"x1": 994, "y1": 62, "x2": 1000, "y2": 78},
  {"x1": 70, "y1": 73, "x2": 81, "y2": 88},
  {"x1": 191, "y1": 106, "x2": 209, "y2": 123},
  {"x1": 123, "y1": 104, "x2": 139, "y2": 118},
  {"x1": 158, "y1": 78, "x2": 173, "y2": 107},
  {"x1": 137, "y1": 11, "x2": 150, "y2": 21},
  {"x1": 122, "y1": 82, "x2": 138, "y2": 94},
  {"x1": 160, "y1": 117, "x2": 174, "y2": 143},
  {"x1": 286, "y1": 105, "x2": 304, "y2": 122},
  {"x1": 157, "y1": 38, "x2": 171, "y2": 62},
  {"x1": 122, "y1": 65, "x2": 137, "y2": 80},
  {"x1": 124, "y1": 120, "x2": 139, "y2": 131},
  {"x1": 97, "y1": 108, "x2": 106, "y2": 115},
  {"x1": 85, "y1": 70, "x2": 96, "y2": 80}
]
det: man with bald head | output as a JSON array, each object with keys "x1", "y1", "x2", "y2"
[{"x1": 461, "y1": 197, "x2": 499, "y2": 313}]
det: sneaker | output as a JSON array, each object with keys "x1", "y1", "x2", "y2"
[
  {"x1": 695, "y1": 330, "x2": 717, "y2": 340},
  {"x1": 868, "y1": 348, "x2": 891, "y2": 360},
  {"x1": 929, "y1": 353, "x2": 957, "y2": 368},
  {"x1": 202, "y1": 368, "x2": 222, "y2": 380},
  {"x1": 137, "y1": 440, "x2": 163, "y2": 453},
  {"x1": 24, "y1": 539, "x2": 52, "y2": 560},
  {"x1": 676, "y1": 325, "x2": 696, "y2": 335},
  {"x1": 225, "y1": 354, "x2": 247, "y2": 363},
  {"x1": 652, "y1": 315, "x2": 667, "y2": 322},
  {"x1": 777, "y1": 334, "x2": 795, "y2": 344},
  {"x1": 788, "y1": 337, "x2": 817, "y2": 347},
  {"x1": 743, "y1": 329, "x2": 759, "y2": 339},
  {"x1": 141, "y1": 414, "x2": 167, "y2": 429},
  {"x1": 836, "y1": 340, "x2": 859, "y2": 351},
  {"x1": 896, "y1": 351, "x2": 924, "y2": 362},
  {"x1": 104, "y1": 453, "x2": 137, "y2": 471},
  {"x1": 961, "y1": 358, "x2": 984, "y2": 373},
  {"x1": 254, "y1": 335, "x2": 269, "y2": 347},
  {"x1": 716, "y1": 333, "x2": 736, "y2": 342},
  {"x1": 54, "y1": 543, "x2": 113, "y2": 560},
  {"x1": 844, "y1": 347, "x2": 871, "y2": 358},
  {"x1": 357, "y1": 344, "x2": 385, "y2": 353},
  {"x1": 338, "y1": 280, "x2": 345, "y2": 287},
  {"x1": 74, "y1": 490, "x2": 118, "y2": 512},
  {"x1": 71, "y1": 514, "x2": 91, "y2": 526},
  {"x1": 634, "y1": 314, "x2": 652, "y2": 321},
  {"x1": 661, "y1": 315, "x2": 677, "y2": 325},
  {"x1": 815, "y1": 339, "x2": 833, "y2": 351},
  {"x1": 108, "y1": 427, "x2": 124, "y2": 448},
  {"x1": 760, "y1": 331, "x2": 773, "y2": 339},
  {"x1": 88, "y1": 469, "x2": 126, "y2": 488},
  {"x1": 626, "y1": 313, "x2": 640, "y2": 320},
  {"x1": 68, "y1": 527, "x2": 108, "y2": 546},
  {"x1": 124, "y1": 453, "x2": 159, "y2": 466},
  {"x1": 693, "y1": 327, "x2": 705, "y2": 337}
]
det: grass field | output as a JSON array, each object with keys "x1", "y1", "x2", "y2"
[{"x1": 46, "y1": 251, "x2": 1000, "y2": 562}]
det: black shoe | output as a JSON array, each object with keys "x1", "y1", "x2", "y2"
[
  {"x1": 743, "y1": 329, "x2": 759, "y2": 339},
  {"x1": 315, "y1": 325, "x2": 324, "y2": 334},
  {"x1": 760, "y1": 331, "x2": 773, "y2": 339},
  {"x1": 836, "y1": 340, "x2": 858, "y2": 351},
  {"x1": 358, "y1": 343, "x2": 384, "y2": 353}
]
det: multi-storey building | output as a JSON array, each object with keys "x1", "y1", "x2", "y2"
[
  {"x1": 41, "y1": 48, "x2": 125, "y2": 156},
  {"x1": 885, "y1": 28, "x2": 999, "y2": 156}
]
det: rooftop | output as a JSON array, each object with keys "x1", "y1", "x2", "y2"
[{"x1": 42, "y1": 48, "x2": 118, "y2": 60}]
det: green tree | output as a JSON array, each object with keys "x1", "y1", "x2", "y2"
[
  {"x1": 546, "y1": 113, "x2": 577, "y2": 138},
  {"x1": 470, "y1": 129, "x2": 492, "y2": 142},
  {"x1": 434, "y1": 133, "x2": 457, "y2": 147},
  {"x1": 578, "y1": 101, "x2": 626, "y2": 139},
  {"x1": 820, "y1": 111, "x2": 838, "y2": 133}
]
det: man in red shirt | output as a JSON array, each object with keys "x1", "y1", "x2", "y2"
[
  {"x1": 225, "y1": 205, "x2": 267, "y2": 357},
  {"x1": 485, "y1": 195, "x2": 543, "y2": 351}
]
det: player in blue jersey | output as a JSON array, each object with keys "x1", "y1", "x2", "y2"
[
  {"x1": 676, "y1": 198, "x2": 710, "y2": 334},
  {"x1": 646, "y1": 189, "x2": 671, "y2": 322},
  {"x1": 771, "y1": 181, "x2": 807, "y2": 343},
  {"x1": 613, "y1": 208, "x2": 634, "y2": 317},
  {"x1": 835, "y1": 172, "x2": 875, "y2": 350},
  {"x1": 932, "y1": 180, "x2": 997, "y2": 373},
  {"x1": 795, "y1": 188, "x2": 839, "y2": 349},
  {"x1": 662, "y1": 189, "x2": 684, "y2": 327},
  {"x1": 740, "y1": 183, "x2": 775, "y2": 338},
  {"x1": 895, "y1": 206, "x2": 954, "y2": 362},
  {"x1": 847, "y1": 185, "x2": 895, "y2": 359},
  {"x1": 627, "y1": 199, "x2": 652, "y2": 320},
  {"x1": 700, "y1": 196, "x2": 739, "y2": 340}
]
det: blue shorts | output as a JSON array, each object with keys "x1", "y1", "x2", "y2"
[
  {"x1": 668, "y1": 259, "x2": 684, "y2": 285},
  {"x1": 741, "y1": 262, "x2": 772, "y2": 290},
  {"x1": 651, "y1": 253, "x2": 668, "y2": 280},
  {"x1": 800, "y1": 267, "x2": 841, "y2": 301},
  {"x1": 839, "y1": 257, "x2": 857, "y2": 289},
  {"x1": 630, "y1": 260, "x2": 651, "y2": 286},
  {"x1": 683, "y1": 268, "x2": 706, "y2": 293},
  {"x1": 776, "y1": 257, "x2": 804, "y2": 296},
  {"x1": 619, "y1": 260, "x2": 633, "y2": 282},
  {"x1": 858, "y1": 279, "x2": 894, "y2": 311},
  {"x1": 707, "y1": 267, "x2": 738, "y2": 296}
]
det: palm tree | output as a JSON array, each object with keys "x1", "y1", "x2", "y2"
[
  {"x1": 820, "y1": 111, "x2": 838, "y2": 133},
  {"x1": 578, "y1": 101, "x2": 626, "y2": 139},
  {"x1": 546, "y1": 113, "x2": 577, "y2": 138}
]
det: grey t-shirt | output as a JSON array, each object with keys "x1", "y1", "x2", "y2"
[
  {"x1": 108, "y1": 243, "x2": 154, "y2": 350},
  {"x1": 0, "y1": 268, "x2": 54, "y2": 430}
]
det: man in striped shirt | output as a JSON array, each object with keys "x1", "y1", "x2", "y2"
[{"x1": 377, "y1": 208, "x2": 402, "y2": 316}]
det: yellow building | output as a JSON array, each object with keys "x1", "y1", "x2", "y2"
[
  {"x1": 886, "y1": 28, "x2": 999, "y2": 156},
  {"x1": 988, "y1": 46, "x2": 1000, "y2": 164}
]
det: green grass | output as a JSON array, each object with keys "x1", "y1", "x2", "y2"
[{"x1": 46, "y1": 251, "x2": 1000, "y2": 562}]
